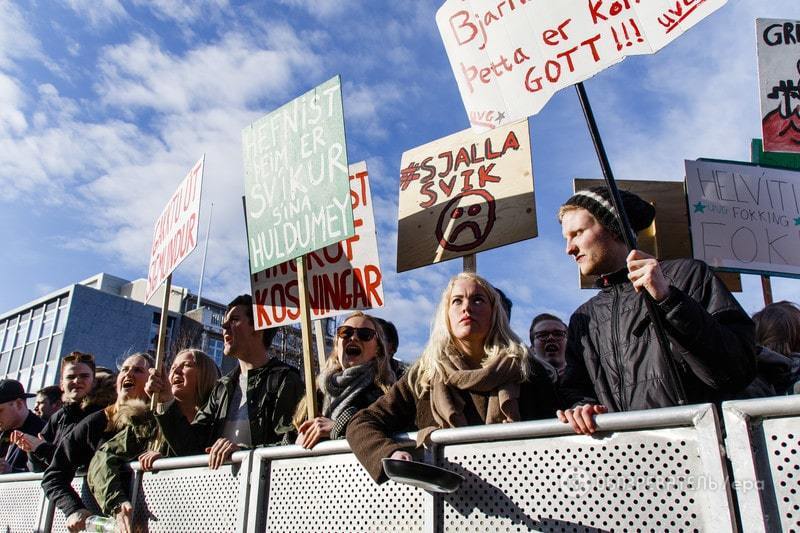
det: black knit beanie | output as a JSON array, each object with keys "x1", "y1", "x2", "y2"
[{"x1": 561, "y1": 186, "x2": 655, "y2": 240}]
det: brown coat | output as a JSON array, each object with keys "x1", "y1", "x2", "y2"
[{"x1": 346, "y1": 364, "x2": 557, "y2": 483}]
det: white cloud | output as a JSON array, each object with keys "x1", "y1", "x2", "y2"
[
  {"x1": 95, "y1": 29, "x2": 320, "y2": 114},
  {"x1": 0, "y1": 2, "x2": 43, "y2": 68},
  {"x1": 64, "y1": 0, "x2": 128, "y2": 27},
  {"x1": 0, "y1": 73, "x2": 27, "y2": 135},
  {"x1": 133, "y1": 0, "x2": 230, "y2": 23},
  {"x1": 276, "y1": 0, "x2": 361, "y2": 19}
]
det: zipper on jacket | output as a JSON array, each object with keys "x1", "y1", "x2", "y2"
[{"x1": 611, "y1": 284, "x2": 627, "y2": 411}]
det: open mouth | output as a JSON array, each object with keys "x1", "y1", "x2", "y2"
[
  {"x1": 344, "y1": 344, "x2": 362, "y2": 357},
  {"x1": 544, "y1": 343, "x2": 559, "y2": 352},
  {"x1": 171, "y1": 376, "x2": 184, "y2": 386},
  {"x1": 121, "y1": 378, "x2": 136, "y2": 390}
]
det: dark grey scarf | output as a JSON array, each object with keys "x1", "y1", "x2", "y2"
[{"x1": 320, "y1": 361, "x2": 376, "y2": 421}]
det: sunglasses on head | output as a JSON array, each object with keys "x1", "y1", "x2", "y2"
[
  {"x1": 336, "y1": 326, "x2": 377, "y2": 342},
  {"x1": 63, "y1": 352, "x2": 95, "y2": 364}
]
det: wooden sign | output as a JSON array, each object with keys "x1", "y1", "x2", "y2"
[
  {"x1": 574, "y1": 178, "x2": 741, "y2": 291},
  {"x1": 685, "y1": 159, "x2": 800, "y2": 278},
  {"x1": 757, "y1": 19, "x2": 800, "y2": 154},
  {"x1": 242, "y1": 75, "x2": 354, "y2": 274},
  {"x1": 251, "y1": 161, "x2": 384, "y2": 329},
  {"x1": 436, "y1": 0, "x2": 727, "y2": 130},
  {"x1": 397, "y1": 119, "x2": 536, "y2": 272},
  {"x1": 145, "y1": 156, "x2": 204, "y2": 303}
]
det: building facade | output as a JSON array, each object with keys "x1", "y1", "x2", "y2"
[{"x1": 0, "y1": 273, "x2": 334, "y2": 395}]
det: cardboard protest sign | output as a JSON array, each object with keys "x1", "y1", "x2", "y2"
[
  {"x1": 397, "y1": 119, "x2": 535, "y2": 272},
  {"x1": 242, "y1": 75, "x2": 354, "y2": 274},
  {"x1": 685, "y1": 159, "x2": 800, "y2": 278},
  {"x1": 250, "y1": 161, "x2": 384, "y2": 329},
  {"x1": 436, "y1": 0, "x2": 727, "y2": 130},
  {"x1": 757, "y1": 19, "x2": 800, "y2": 154},
  {"x1": 145, "y1": 156, "x2": 204, "y2": 303}
]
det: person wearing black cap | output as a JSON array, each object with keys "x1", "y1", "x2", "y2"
[
  {"x1": 0, "y1": 379, "x2": 44, "y2": 473},
  {"x1": 556, "y1": 187, "x2": 756, "y2": 434}
]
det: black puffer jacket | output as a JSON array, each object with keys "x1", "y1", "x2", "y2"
[
  {"x1": 28, "y1": 373, "x2": 116, "y2": 472},
  {"x1": 561, "y1": 258, "x2": 756, "y2": 411},
  {"x1": 155, "y1": 358, "x2": 303, "y2": 455}
]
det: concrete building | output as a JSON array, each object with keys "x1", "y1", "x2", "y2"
[{"x1": 0, "y1": 273, "x2": 334, "y2": 395}]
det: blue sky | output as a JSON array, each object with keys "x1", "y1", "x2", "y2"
[{"x1": 1, "y1": 0, "x2": 798, "y2": 362}]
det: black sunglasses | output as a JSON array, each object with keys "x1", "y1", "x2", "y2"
[
  {"x1": 63, "y1": 352, "x2": 95, "y2": 364},
  {"x1": 336, "y1": 326, "x2": 377, "y2": 342}
]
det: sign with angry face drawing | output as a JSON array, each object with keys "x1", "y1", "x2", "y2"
[{"x1": 396, "y1": 119, "x2": 536, "y2": 272}]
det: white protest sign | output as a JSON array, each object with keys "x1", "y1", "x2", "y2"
[
  {"x1": 685, "y1": 159, "x2": 800, "y2": 277},
  {"x1": 145, "y1": 156, "x2": 204, "y2": 303},
  {"x1": 436, "y1": 0, "x2": 727, "y2": 130},
  {"x1": 250, "y1": 161, "x2": 384, "y2": 329},
  {"x1": 757, "y1": 19, "x2": 800, "y2": 154},
  {"x1": 397, "y1": 119, "x2": 535, "y2": 272},
  {"x1": 242, "y1": 75, "x2": 354, "y2": 274}
]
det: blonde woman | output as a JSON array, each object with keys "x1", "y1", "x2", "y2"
[
  {"x1": 290, "y1": 311, "x2": 396, "y2": 449},
  {"x1": 346, "y1": 272, "x2": 557, "y2": 482}
]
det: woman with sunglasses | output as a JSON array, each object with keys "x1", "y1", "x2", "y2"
[
  {"x1": 346, "y1": 272, "x2": 558, "y2": 483},
  {"x1": 288, "y1": 311, "x2": 396, "y2": 449},
  {"x1": 11, "y1": 351, "x2": 116, "y2": 472}
]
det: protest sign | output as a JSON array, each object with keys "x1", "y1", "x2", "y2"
[
  {"x1": 685, "y1": 159, "x2": 800, "y2": 278},
  {"x1": 436, "y1": 0, "x2": 727, "y2": 130},
  {"x1": 145, "y1": 156, "x2": 204, "y2": 303},
  {"x1": 397, "y1": 119, "x2": 535, "y2": 272},
  {"x1": 757, "y1": 19, "x2": 800, "y2": 154},
  {"x1": 250, "y1": 161, "x2": 384, "y2": 329},
  {"x1": 242, "y1": 75, "x2": 354, "y2": 274}
]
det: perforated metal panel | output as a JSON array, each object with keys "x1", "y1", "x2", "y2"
[
  {"x1": 264, "y1": 453, "x2": 427, "y2": 532},
  {"x1": 0, "y1": 479, "x2": 44, "y2": 532},
  {"x1": 133, "y1": 463, "x2": 245, "y2": 532},
  {"x1": 440, "y1": 427, "x2": 725, "y2": 532},
  {"x1": 762, "y1": 418, "x2": 800, "y2": 531},
  {"x1": 49, "y1": 477, "x2": 102, "y2": 532}
]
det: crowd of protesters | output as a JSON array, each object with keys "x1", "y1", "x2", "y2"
[{"x1": 0, "y1": 187, "x2": 798, "y2": 530}]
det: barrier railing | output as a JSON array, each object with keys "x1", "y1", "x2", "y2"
[
  {"x1": 0, "y1": 400, "x2": 796, "y2": 532},
  {"x1": 722, "y1": 395, "x2": 800, "y2": 533}
]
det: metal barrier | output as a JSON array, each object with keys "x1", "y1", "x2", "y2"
[
  {"x1": 129, "y1": 450, "x2": 252, "y2": 532},
  {"x1": 723, "y1": 395, "x2": 800, "y2": 533},
  {"x1": 248, "y1": 433, "x2": 432, "y2": 533},
  {"x1": 431, "y1": 403, "x2": 735, "y2": 532},
  {"x1": 1, "y1": 400, "x2": 798, "y2": 532},
  {"x1": 0, "y1": 472, "x2": 48, "y2": 533}
]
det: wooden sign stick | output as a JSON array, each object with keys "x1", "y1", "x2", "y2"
[
  {"x1": 296, "y1": 255, "x2": 319, "y2": 420},
  {"x1": 761, "y1": 275, "x2": 774, "y2": 306},
  {"x1": 314, "y1": 320, "x2": 327, "y2": 370},
  {"x1": 463, "y1": 254, "x2": 476, "y2": 273},
  {"x1": 151, "y1": 273, "x2": 172, "y2": 410}
]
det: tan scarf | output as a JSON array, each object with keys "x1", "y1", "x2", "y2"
[{"x1": 417, "y1": 352, "x2": 522, "y2": 445}]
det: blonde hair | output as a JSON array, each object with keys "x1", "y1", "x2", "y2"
[
  {"x1": 557, "y1": 203, "x2": 583, "y2": 222},
  {"x1": 406, "y1": 272, "x2": 531, "y2": 398},
  {"x1": 171, "y1": 348, "x2": 220, "y2": 409},
  {"x1": 293, "y1": 311, "x2": 396, "y2": 427}
]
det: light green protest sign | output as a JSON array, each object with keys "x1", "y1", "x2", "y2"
[{"x1": 243, "y1": 75, "x2": 354, "y2": 274}]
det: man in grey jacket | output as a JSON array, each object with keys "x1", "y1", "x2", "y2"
[{"x1": 557, "y1": 187, "x2": 756, "y2": 434}]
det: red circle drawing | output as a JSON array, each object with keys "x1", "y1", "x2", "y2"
[{"x1": 435, "y1": 189, "x2": 496, "y2": 252}]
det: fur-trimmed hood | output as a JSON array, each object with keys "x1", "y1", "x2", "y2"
[{"x1": 105, "y1": 399, "x2": 156, "y2": 440}]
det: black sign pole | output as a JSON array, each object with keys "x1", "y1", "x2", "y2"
[{"x1": 574, "y1": 81, "x2": 687, "y2": 405}]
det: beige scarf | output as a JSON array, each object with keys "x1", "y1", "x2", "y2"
[{"x1": 417, "y1": 352, "x2": 522, "y2": 445}]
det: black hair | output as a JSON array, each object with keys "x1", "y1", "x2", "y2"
[
  {"x1": 37, "y1": 385, "x2": 62, "y2": 404},
  {"x1": 494, "y1": 287, "x2": 513, "y2": 320},
  {"x1": 529, "y1": 313, "x2": 567, "y2": 344},
  {"x1": 373, "y1": 317, "x2": 399, "y2": 354},
  {"x1": 226, "y1": 294, "x2": 278, "y2": 350}
]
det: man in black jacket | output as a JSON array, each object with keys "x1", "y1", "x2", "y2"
[
  {"x1": 556, "y1": 187, "x2": 756, "y2": 434},
  {"x1": 148, "y1": 294, "x2": 303, "y2": 469},
  {"x1": 0, "y1": 379, "x2": 44, "y2": 474}
]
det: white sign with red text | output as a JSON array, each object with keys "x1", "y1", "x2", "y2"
[
  {"x1": 757, "y1": 18, "x2": 800, "y2": 153},
  {"x1": 436, "y1": 0, "x2": 727, "y2": 130},
  {"x1": 250, "y1": 161, "x2": 384, "y2": 329},
  {"x1": 145, "y1": 156, "x2": 204, "y2": 303}
]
